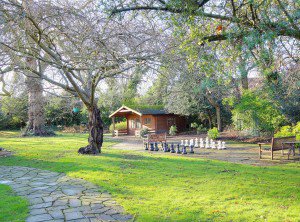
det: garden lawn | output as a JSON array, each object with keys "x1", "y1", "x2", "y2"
[
  {"x1": 0, "y1": 184, "x2": 28, "y2": 222},
  {"x1": 0, "y1": 131, "x2": 299, "y2": 221}
]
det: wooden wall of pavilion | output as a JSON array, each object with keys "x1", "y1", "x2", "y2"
[{"x1": 126, "y1": 113, "x2": 187, "y2": 135}]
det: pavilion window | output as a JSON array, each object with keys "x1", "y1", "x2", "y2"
[
  {"x1": 136, "y1": 119, "x2": 141, "y2": 128},
  {"x1": 130, "y1": 119, "x2": 135, "y2": 129},
  {"x1": 144, "y1": 118, "x2": 151, "y2": 125}
]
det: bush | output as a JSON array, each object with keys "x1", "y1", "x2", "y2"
[
  {"x1": 207, "y1": 127, "x2": 219, "y2": 139},
  {"x1": 196, "y1": 124, "x2": 207, "y2": 134},
  {"x1": 191, "y1": 122, "x2": 198, "y2": 129},
  {"x1": 231, "y1": 90, "x2": 285, "y2": 134},
  {"x1": 292, "y1": 122, "x2": 300, "y2": 136},
  {"x1": 169, "y1": 125, "x2": 177, "y2": 136},
  {"x1": 109, "y1": 121, "x2": 127, "y2": 132},
  {"x1": 45, "y1": 96, "x2": 88, "y2": 127},
  {"x1": 274, "y1": 125, "x2": 293, "y2": 138},
  {"x1": 140, "y1": 128, "x2": 149, "y2": 138},
  {"x1": 275, "y1": 122, "x2": 300, "y2": 140},
  {"x1": 190, "y1": 122, "x2": 207, "y2": 134},
  {"x1": 0, "y1": 95, "x2": 27, "y2": 130}
]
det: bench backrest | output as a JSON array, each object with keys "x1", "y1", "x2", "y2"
[
  {"x1": 115, "y1": 129, "x2": 127, "y2": 133},
  {"x1": 272, "y1": 136, "x2": 296, "y2": 151},
  {"x1": 147, "y1": 133, "x2": 167, "y2": 143},
  {"x1": 114, "y1": 129, "x2": 127, "y2": 136}
]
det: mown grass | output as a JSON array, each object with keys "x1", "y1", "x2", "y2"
[
  {"x1": 0, "y1": 131, "x2": 299, "y2": 221},
  {"x1": 0, "y1": 185, "x2": 28, "y2": 222}
]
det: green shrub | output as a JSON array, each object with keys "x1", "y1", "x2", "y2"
[
  {"x1": 292, "y1": 122, "x2": 300, "y2": 136},
  {"x1": 190, "y1": 122, "x2": 206, "y2": 134},
  {"x1": 274, "y1": 126, "x2": 293, "y2": 138},
  {"x1": 231, "y1": 90, "x2": 285, "y2": 134},
  {"x1": 45, "y1": 96, "x2": 89, "y2": 127},
  {"x1": 191, "y1": 122, "x2": 198, "y2": 129},
  {"x1": 109, "y1": 121, "x2": 127, "y2": 132},
  {"x1": 196, "y1": 124, "x2": 207, "y2": 134},
  {"x1": 207, "y1": 127, "x2": 219, "y2": 139},
  {"x1": 275, "y1": 122, "x2": 300, "y2": 140},
  {"x1": 169, "y1": 125, "x2": 177, "y2": 136},
  {"x1": 0, "y1": 96, "x2": 27, "y2": 130},
  {"x1": 140, "y1": 128, "x2": 149, "y2": 138}
]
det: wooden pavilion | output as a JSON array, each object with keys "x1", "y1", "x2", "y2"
[{"x1": 109, "y1": 105, "x2": 187, "y2": 136}]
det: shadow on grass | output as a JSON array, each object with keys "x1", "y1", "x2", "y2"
[
  {"x1": 0, "y1": 133, "x2": 299, "y2": 221},
  {"x1": 1, "y1": 150, "x2": 299, "y2": 189}
]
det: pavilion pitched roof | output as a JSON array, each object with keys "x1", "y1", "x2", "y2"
[{"x1": 109, "y1": 105, "x2": 168, "y2": 118}]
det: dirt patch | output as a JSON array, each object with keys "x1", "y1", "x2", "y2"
[
  {"x1": 0, "y1": 148, "x2": 12, "y2": 157},
  {"x1": 61, "y1": 126, "x2": 88, "y2": 133},
  {"x1": 219, "y1": 131, "x2": 272, "y2": 143},
  {"x1": 218, "y1": 136, "x2": 271, "y2": 143},
  {"x1": 0, "y1": 151, "x2": 12, "y2": 157},
  {"x1": 109, "y1": 135, "x2": 299, "y2": 166},
  {"x1": 123, "y1": 154, "x2": 146, "y2": 160}
]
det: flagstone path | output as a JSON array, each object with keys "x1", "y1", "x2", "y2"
[{"x1": 0, "y1": 166, "x2": 133, "y2": 222}]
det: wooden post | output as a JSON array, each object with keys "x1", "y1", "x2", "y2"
[
  {"x1": 155, "y1": 116, "x2": 158, "y2": 134},
  {"x1": 135, "y1": 116, "x2": 142, "y2": 137},
  {"x1": 112, "y1": 116, "x2": 115, "y2": 137},
  {"x1": 259, "y1": 144, "x2": 262, "y2": 159},
  {"x1": 139, "y1": 115, "x2": 142, "y2": 136},
  {"x1": 126, "y1": 117, "x2": 129, "y2": 135},
  {"x1": 270, "y1": 138, "x2": 274, "y2": 160}
]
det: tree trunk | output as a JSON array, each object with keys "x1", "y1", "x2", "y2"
[
  {"x1": 201, "y1": 111, "x2": 212, "y2": 129},
  {"x1": 205, "y1": 90, "x2": 222, "y2": 132},
  {"x1": 241, "y1": 75, "x2": 249, "y2": 90},
  {"x1": 239, "y1": 56, "x2": 249, "y2": 90},
  {"x1": 230, "y1": 77, "x2": 241, "y2": 101},
  {"x1": 215, "y1": 106, "x2": 222, "y2": 132},
  {"x1": 22, "y1": 58, "x2": 53, "y2": 136},
  {"x1": 78, "y1": 105, "x2": 104, "y2": 154},
  {"x1": 207, "y1": 112, "x2": 212, "y2": 129}
]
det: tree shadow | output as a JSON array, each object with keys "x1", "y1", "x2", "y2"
[{"x1": 0, "y1": 144, "x2": 299, "y2": 221}]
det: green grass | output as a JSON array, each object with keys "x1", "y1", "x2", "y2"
[
  {"x1": 0, "y1": 185, "x2": 28, "y2": 222},
  {"x1": 0, "y1": 132, "x2": 299, "y2": 221}
]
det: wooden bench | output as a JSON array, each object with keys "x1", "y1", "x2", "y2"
[
  {"x1": 135, "y1": 129, "x2": 156, "y2": 138},
  {"x1": 114, "y1": 129, "x2": 127, "y2": 137},
  {"x1": 258, "y1": 136, "x2": 296, "y2": 160},
  {"x1": 143, "y1": 133, "x2": 167, "y2": 147}
]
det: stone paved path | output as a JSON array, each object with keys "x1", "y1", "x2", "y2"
[{"x1": 0, "y1": 166, "x2": 133, "y2": 222}]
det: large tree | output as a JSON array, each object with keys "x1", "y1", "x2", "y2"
[
  {"x1": 22, "y1": 58, "x2": 52, "y2": 136},
  {"x1": 110, "y1": 0, "x2": 299, "y2": 87},
  {"x1": 0, "y1": 0, "x2": 160, "y2": 154},
  {"x1": 111, "y1": 0, "x2": 300, "y2": 41},
  {"x1": 161, "y1": 45, "x2": 232, "y2": 131},
  {"x1": 0, "y1": 3, "x2": 51, "y2": 136},
  {"x1": 111, "y1": 0, "x2": 299, "y2": 124}
]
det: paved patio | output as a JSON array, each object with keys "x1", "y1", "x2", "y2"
[
  {"x1": 0, "y1": 166, "x2": 132, "y2": 222},
  {"x1": 110, "y1": 135, "x2": 295, "y2": 166}
]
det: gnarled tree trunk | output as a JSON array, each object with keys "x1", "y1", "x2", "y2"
[
  {"x1": 78, "y1": 105, "x2": 104, "y2": 154},
  {"x1": 24, "y1": 75, "x2": 45, "y2": 135},
  {"x1": 22, "y1": 58, "x2": 53, "y2": 136}
]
